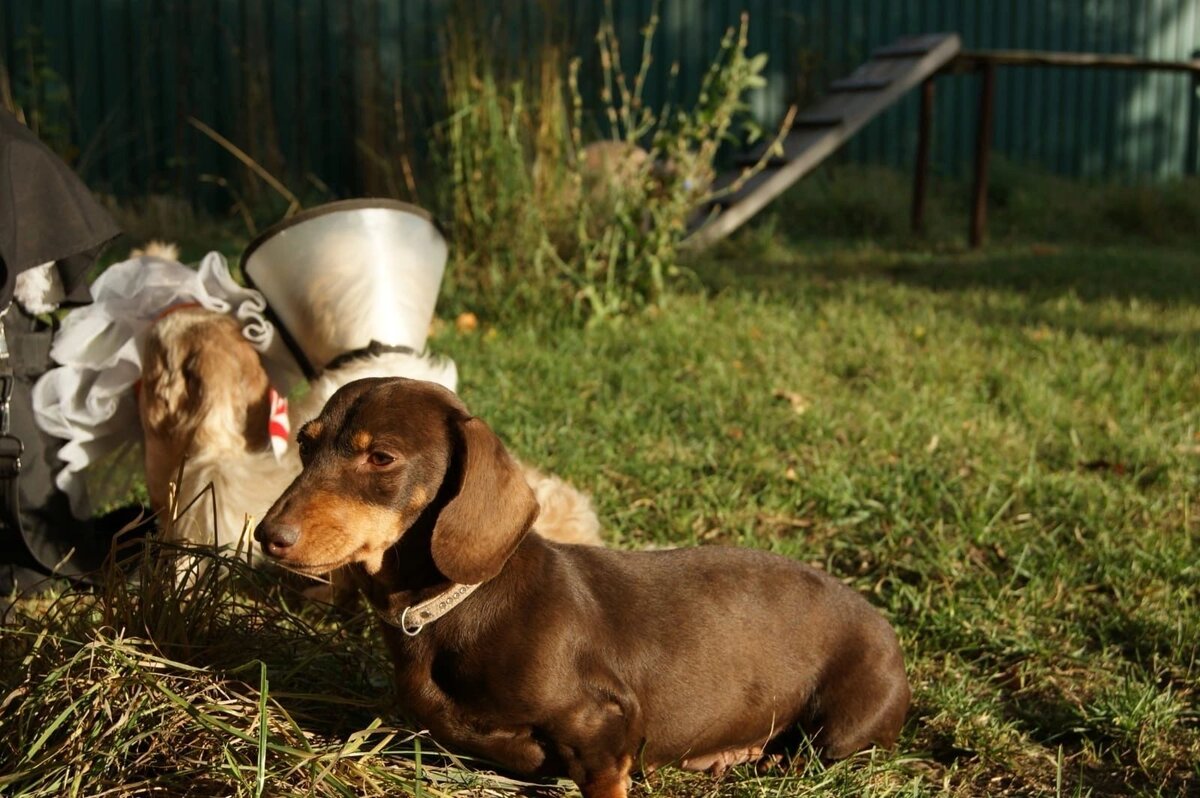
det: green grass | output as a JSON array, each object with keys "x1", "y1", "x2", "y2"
[
  {"x1": 438, "y1": 237, "x2": 1200, "y2": 796},
  {"x1": 3, "y1": 169, "x2": 1199, "y2": 796}
]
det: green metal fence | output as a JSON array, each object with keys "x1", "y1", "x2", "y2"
[{"x1": 2, "y1": 1, "x2": 1197, "y2": 201}]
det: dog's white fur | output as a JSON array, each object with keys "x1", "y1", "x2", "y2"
[
  {"x1": 14, "y1": 262, "x2": 66, "y2": 315},
  {"x1": 142, "y1": 313, "x2": 602, "y2": 554}
]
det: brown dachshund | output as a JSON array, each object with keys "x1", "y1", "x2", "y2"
[{"x1": 255, "y1": 378, "x2": 910, "y2": 798}]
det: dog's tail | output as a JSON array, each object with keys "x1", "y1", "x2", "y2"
[
  {"x1": 131, "y1": 240, "x2": 182, "y2": 261},
  {"x1": 520, "y1": 465, "x2": 603, "y2": 547}
]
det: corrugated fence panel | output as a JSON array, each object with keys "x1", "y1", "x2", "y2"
[{"x1": 1, "y1": 0, "x2": 1197, "y2": 201}]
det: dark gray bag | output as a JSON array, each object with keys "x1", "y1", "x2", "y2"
[{"x1": 0, "y1": 108, "x2": 122, "y2": 597}]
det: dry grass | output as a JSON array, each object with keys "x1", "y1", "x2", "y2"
[{"x1": 0, "y1": 518, "x2": 560, "y2": 797}]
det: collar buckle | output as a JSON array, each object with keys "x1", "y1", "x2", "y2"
[{"x1": 380, "y1": 581, "x2": 481, "y2": 636}]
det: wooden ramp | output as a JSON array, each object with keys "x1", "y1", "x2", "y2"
[{"x1": 685, "y1": 33, "x2": 962, "y2": 250}]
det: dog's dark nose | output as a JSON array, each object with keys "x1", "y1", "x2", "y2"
[{"x1": 254, "y1": 521, "x2": 300, "y2": 557}]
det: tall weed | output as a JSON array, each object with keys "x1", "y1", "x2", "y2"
[{"x1": 436, "y1": 6, "x2": 786, "y2": 324}]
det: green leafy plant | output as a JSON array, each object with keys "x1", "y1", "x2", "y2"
[{"x1": 436, "y1": 5, "x2": 788, "y2": 325}]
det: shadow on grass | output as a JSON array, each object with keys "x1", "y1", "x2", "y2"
[
  {"x1": 691, "y1": 242, "x2": 1200, "y2": 352},
  {"x1": 695, "y1": 243, "x2": 1200, "y2": 307}
]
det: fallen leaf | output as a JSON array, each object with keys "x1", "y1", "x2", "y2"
[
  {"x1": 455, "y1": 312, "x2": 479, "y2": 333},
  {"x1": 773, "y1": 388, "x2": 810, "y2": 415}
]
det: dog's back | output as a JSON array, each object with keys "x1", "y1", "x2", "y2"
[{"x1": 504, "y1": 540, "x2": 910, "y2": 766}]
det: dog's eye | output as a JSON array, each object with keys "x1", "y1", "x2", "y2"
[{"x1": 367, "y1": 451, "x2": 395, "y2": 467}]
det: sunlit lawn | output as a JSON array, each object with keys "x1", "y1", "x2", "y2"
[{"x1": 2, "y1": 210, "x2": 1197, "y2": 796}]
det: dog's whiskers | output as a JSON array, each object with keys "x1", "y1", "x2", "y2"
[{"x1": 270, "y1": 562, "x2": 335, "y2": 585}]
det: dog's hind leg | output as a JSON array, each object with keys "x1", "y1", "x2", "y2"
[{"x1": 804, "y1": 628, "x2": 910, "y2": 759}]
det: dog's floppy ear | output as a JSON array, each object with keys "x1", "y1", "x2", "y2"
[
  {"x1": 430, "y1": 416, "x2": 539, "y2": 585},
  {"x1": 138, "y1": 338, "x2": 190, "y2": 434}
]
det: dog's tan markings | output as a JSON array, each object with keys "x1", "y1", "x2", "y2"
[
  {"x1": 581, "y1": 754, "x2": 633, "y2": 798},
  {"x1": 293, "y1": 490, "x2": 407, "y2": 574},
  {"x1": 352, "y1": 430, "x2": 373, "y2": 450},
  {"x1": 407, "y1": 485, "x2": 429, "y2": 512}
]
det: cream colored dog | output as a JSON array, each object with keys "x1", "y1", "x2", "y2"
[{"x1": 139, "y1": 306, "x2": 601, "y2": 556}]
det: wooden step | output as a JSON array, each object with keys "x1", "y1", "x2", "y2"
[
  {"x1": 685, "y1": 32, "x2": 963, "y2": 250},
  {"x1": 829, "y1": 76, "x2": 893, "y2": 92}
]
